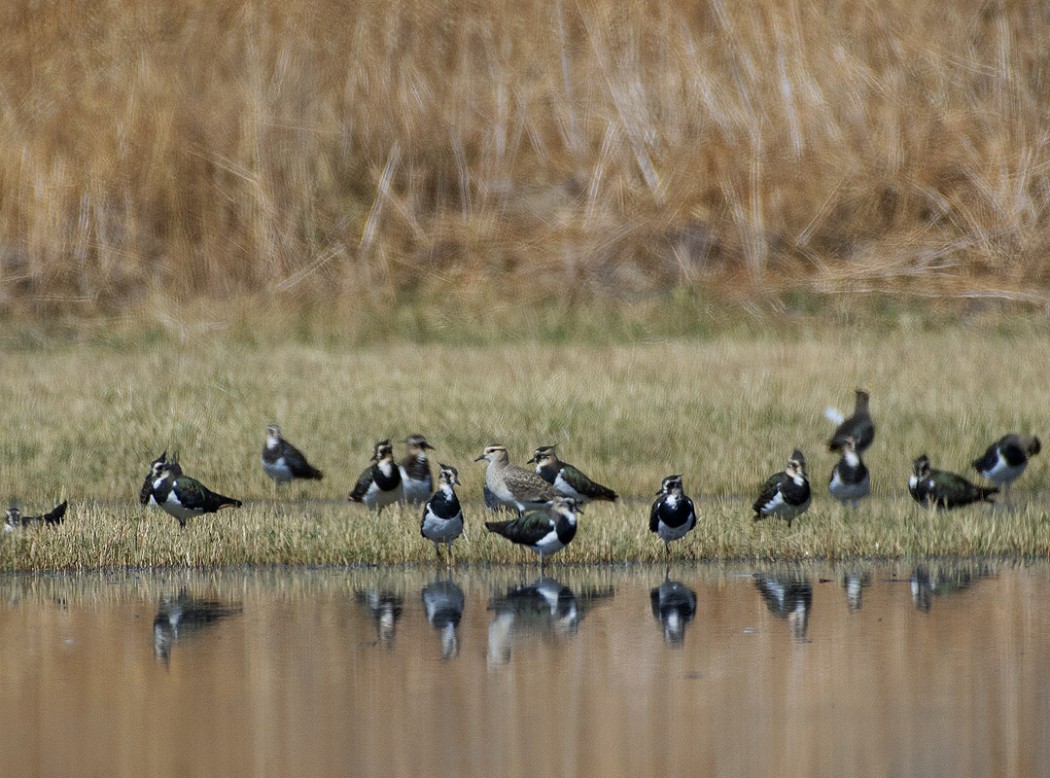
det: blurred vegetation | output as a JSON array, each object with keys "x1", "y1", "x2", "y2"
[{"x1": 1, "y1": 0, "x2": 1049, "y2": 322}]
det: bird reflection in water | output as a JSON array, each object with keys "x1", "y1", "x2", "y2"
[
  {"x1": 153, "y1": 590, "x2": 242, "y2": 667},
  {"x1": 487, "y1": 577, "x2": 614, "y2": 667},
  {"x1": 754, "y1": 573, "x2": 813, "y2": 641},
  {"x1": 421, "y1": 578, "x2": 465, "y2": 660},
  {"x1": 841, "y1": 571, "x2": 872, "y2": 611},
  {"x1": 356, "y1": 588, "x2": 404, "y2": 649},
  {"x1": 650, "y1": 577, "x2": 697, "y2": 647},
  {"x1": 910, "y1": 563, "x2": 989, "y2": 612}
]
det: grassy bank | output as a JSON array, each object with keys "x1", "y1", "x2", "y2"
[
  {"x1": 1, "y1": 324, "x2": 1048, "y2": 570},
  {"x1": 2, "y1": 0, "x2": 1050, "y2": 317}
]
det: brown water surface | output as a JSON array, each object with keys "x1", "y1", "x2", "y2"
[{"x1": 0, "y1": 562, "x2": 1046, "y2": 777}]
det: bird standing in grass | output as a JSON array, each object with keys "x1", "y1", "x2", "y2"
[
  {"x1": 261, "y1": 424, "x2": 323, "y2": 493},
  {"x1": 348, "y1": 439, "x2": 404, "y2": 512},
  {"x1": 399, "y1": 434, "x2": 435, "y2": 505},
  {"x1": 4, "y1": 500, "x2": 67, "y2": 532},
  {"x1": 475, "y1": 444, "x2": 560, "y2": 513},
  {"x1": 141, "y1": 450, "x2": 181, "y2": 509},
  {"x1": 485, "y1": 495, "x2": 581, "y2": 568},
  {"x1": 972, "y1": 434, "x2": 1041, "y2": 500},
  {"x1": 528, "y1": 445, "x2": 618, "y2": 503},
  {"x1": 149, "y1": 460, "x2": 242, "y2": 528},
  {"x1": 828, "y1": 435, "x2": 871, "y2": 508},
  {"x1": 909, "y1": 454, "x2": 997, "y2": 509},
  {"x1": 649, "y1": 475, "x2": 697, "y2": 556},
  {"x1": 753, "y1": 449, "x2": 812, "y2": 527},
  {"x1": 827, "y1": 388, "x2": 875, "y2": 453},
  {"x1": 420, "y1": 463, "x2": 464, "y2": 564}
]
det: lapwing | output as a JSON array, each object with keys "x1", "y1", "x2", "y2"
[
  {"x1": 972, "y1": 434, "x2": 1041, "y2": 499},
  {"x1": 650, "y1": 577, "x2": 697, "y2": 647},
  {"x1": 753, "y1": 449, "x2": 812, "y2": 527},
  {"x1": 475, "y1": 444, "x2": 560, "y2": 513},
  {"x1": 347, "y1": 439, "x2": 404, "y2": 512},
  {"x1": 422, "y1": 579, "x2": 465, "y2": 660},
  {"x1": 399, "y1": 434, "x2": 435, "y2": 505},
  {"x1": 420, "y1": 463, "x2": 464, "y2": 564},
  {"x1": 827, "y1": 388, "x2": 875, "y2": 452},
  {"x1": 149, "y1": 460, "x2": 242, "y2": 528},
  {"x1": 140, "y1": 450, "x2": 181, "y2": 508},
  {"x1": 261, "y1": 424, "x2": 323, "y2": 491},
  {"x1": 484, "y1": 495, "x2": 581, "y2": 568},
  {"x1": 153, "y1": 590, "x2": 242, "y2": 666},
  {"x1": 4, "y1": 500, "x2": 67, "y2": 532},
  {"x1": 527, "y1": 445, "x2": 618, "y2": 503},
  {"x1": 649, "y1": 475, "x2": 697, "y2": 555},
  {"x1": 754, "y1": 572, "x2": 812, "y2": 640},
  {"x1": 356, "y1": 588, "x2": 404, "y2": 649},
  {"x1": 828, "y1": 435, "x2": 871, "y2": 508},
  {"x1": 908, "y1": 454, "x2": 997, "y2": 509}
]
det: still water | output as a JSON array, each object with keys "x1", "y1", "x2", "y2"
[{"x1": 1, "y1": 562, "x2": 1047, "y2": 778}]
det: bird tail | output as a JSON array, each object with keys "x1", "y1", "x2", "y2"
[
  {"x1": 824, "y1": 406, "x2": 845, "y2": 426},
  {"x1": 44, "y1": 501, "x2": 67, "y2": 525}
]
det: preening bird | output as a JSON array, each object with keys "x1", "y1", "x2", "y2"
[
  {"x1": 827, "y1": 388, "x2": 875, "y2": 453},
  {"x1": 972, "y1": 434, "x2": 1041, "y2": 499}
]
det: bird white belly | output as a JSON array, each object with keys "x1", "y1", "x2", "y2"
[
  {"x1": 262, "y1": 457, "x2": 293, "y2": 483},
  {"x1": 422, "y1": 513, "x2": 463, "y2": 543}
]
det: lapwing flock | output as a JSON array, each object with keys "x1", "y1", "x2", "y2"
[{"x1": 5, "y1": 390, "x2": 1043, "y2": 566}]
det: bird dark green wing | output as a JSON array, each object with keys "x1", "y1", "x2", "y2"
[{"x1": 485, "y1": 510, "x2": 554, "y2": 545}]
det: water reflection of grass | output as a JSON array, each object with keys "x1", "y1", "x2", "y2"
[{"x1": 1, "y1": 328, "x2": 1048, "y2": 571}]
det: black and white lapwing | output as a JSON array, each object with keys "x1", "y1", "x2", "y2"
[
  {"x1": 400, "y1": 434, "x2": 435, "y2": 505},
  {"x1": 153, "y1": 590, "x2": 242, "y2": 666},
  {"x1": 753, "y1": 449, "x2": 812, "y2": 527},
  {"x1": 828, "y1": 435, "x2": 871, "y2": 508},
  {"x1": 754, "y1": 573, "x2": 813, "y2": 641},
  {"x1": 422, "y1": 578, "x2": 465, "y2": 660},
  {"x1": 908, "y1": 454, "x2": 997, "y2": 509},
  {"x1": 4, "y1": 500, "x2": 67, "y2": 532},
  {"x1": 527, "y1": 445, "x2": 618, "y2": 503},
  {"x1": 827, "y1": 388, "x2": 875, "y2": 453},
  {"x1": 420, "y1": 463, "x2": 464, "y2": 564},
  {"x1": 972, "y1": 434, "x2": 1041, "y2": 499},
  {"x1": 649, "y1": 475, "x2": 697, "y2": 555},
  {"x1": 261, "y1": 424, "x2": 323, "y2": 491},
  {"x1": 347, "y1": 439, "x2": 404, "y2": 512},
  {"x1": 149, "y1": 460, "x2": 242, "y2": 528},
  {"x1": 484, "y1": 495, "x2": 580, "y2": 568},
  {"x1": 140, "y1": 450, "x2": 181, "y2": 509},
  {"x1": 650, "y1": 577, "x2": 698, "y2": 647},
  {"x1": 475, "y1": 444, "x2": 560, "y2": 513}
]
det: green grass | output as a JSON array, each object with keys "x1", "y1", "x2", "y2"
[{"x1": 1, "y1": 322, "x2": 1049, "y2": 571}]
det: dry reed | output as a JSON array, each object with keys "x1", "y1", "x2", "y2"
[{"x1": 1, "y1": 0, "x2": 1049, "y2": 318}]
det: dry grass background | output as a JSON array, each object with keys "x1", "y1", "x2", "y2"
[{"x1": 1, "y1": 0, "x2": 1050, "y2": 318}]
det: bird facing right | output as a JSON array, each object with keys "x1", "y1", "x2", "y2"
[{"x1": 484, "y1": 495, "x2": 581, "y2": 568}]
